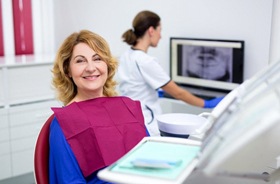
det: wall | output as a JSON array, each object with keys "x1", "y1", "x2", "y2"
[
  {"x1": 270, "y1": 0, "x2": 280, "y2": 64},
  {"x1": 52, "y1": 0, "x2": 274, "y2": 81}
]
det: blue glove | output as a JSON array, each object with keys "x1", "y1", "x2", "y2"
[
  {"x1": 157, "y1": 89, "x2": 164, "y2": 98},
  {"x1": 204, "y1": 97, "x2": 224, "y2": 108}
]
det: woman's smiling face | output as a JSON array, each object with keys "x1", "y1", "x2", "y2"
[{"x1": 69, "y1": 42, "x2": 108, "y2": 98}]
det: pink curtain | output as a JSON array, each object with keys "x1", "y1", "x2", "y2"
[
  {"x1": 0, "y1": 0, "x2": 4, "y2": 56},
  {"x1": 12, "y1": 0, "x2": 34, "y2": 55}
]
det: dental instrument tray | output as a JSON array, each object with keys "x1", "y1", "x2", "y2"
[{"x1": 98, "y1": 137, "x2": 201, "y2": 184}]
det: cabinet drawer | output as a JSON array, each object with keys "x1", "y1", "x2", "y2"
[
  {"x1": 7, "y1": 64, "x2": 54, "y2": 104},
  {"x1": 12, "y1": 149, "x2": 33, "y2": 176},
  {"x1": 0, "y1": 142, "x2": 10, "y2": 156},
  {"x1": 0, "y1": 69, "x2": 4, "y2": 106},
  {"x1": 0, "y1": 108, "x2": 8, "y2": 129},
  {"x1": 0, "y1": 128, "x2": 9, "y2": 142},
  {"x1": 9, "y1": 100, "x2": 60, "y2": 127},
  {"x1": 0, "y1": 155, "x2": 12, "y2": 180}
]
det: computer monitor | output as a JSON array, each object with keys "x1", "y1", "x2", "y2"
[{"x1": 170, "y1": 37, "x2": 245, "y2": 93}]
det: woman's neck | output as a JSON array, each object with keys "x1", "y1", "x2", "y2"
[
  {"x1": 68, "y1": 92, "x2": 104, "y2": 105},
  {"x1": 133, "y1": 37, "x2": 150, "y2": 53}
]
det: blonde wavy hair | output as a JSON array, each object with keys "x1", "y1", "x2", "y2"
[{"x1": 52, "y1": 30, "x2": 118, "y2": 105}]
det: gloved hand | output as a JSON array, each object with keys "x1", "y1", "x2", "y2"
[
  {"x1": 157, "y1": 89, "x2": 164, "y2": 98},
  {"x1": 203, "y1": 96, "x2": 224, "y2": 108}
]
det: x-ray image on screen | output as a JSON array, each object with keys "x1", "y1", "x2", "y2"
[
  {"x1": 181, "y1": 45, "x2": 233, "y2": 82},
  {"x1": 170, "y1": 37, "x2": 244, "y2": 91}
]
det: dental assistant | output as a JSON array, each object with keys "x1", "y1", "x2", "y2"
[{"x1": 117, "y1": 10, "x2": 223, "y2": 136}]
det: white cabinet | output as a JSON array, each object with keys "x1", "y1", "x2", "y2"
[
  {"x1": 0, "y1": 68, "x2": 6, "y2": 107},
  {"x1": 0, "y1": 55, "x2": 61, "y2": 180},
  {"x1": 0, "y1": 154, "x2": 12, "y2": 180},
  {"x1": 0, "y1": 108, "x2": 12, "y2": 180},
  {"x1": 8, "y1": 100, "x2": 60, "y2": 177},
  {"x1": 7, "y1": 65, "x2": 54, "y2": 105}
]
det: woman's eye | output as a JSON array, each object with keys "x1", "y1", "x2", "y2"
[
  {"x1": 93, "y1": 56, "x2": 102, "y2": 62},
  {"x1": 76, "y1": 58, "x2": 86, "y2": 63}
]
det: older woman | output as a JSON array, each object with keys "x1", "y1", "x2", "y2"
[{"x1": 49, "y1": 30, "x2": 148, "y2": 183}]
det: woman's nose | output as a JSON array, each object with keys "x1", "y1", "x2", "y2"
[{"x1": 85, "y1": 62, "x2": 96, "y2": 71}]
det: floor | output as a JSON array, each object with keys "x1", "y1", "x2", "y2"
[{"x1": 0, "y1": 173, "x2": 35, "y2": 184}]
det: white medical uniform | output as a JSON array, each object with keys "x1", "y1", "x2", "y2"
[{"x1": 117, "y1": 48, "x2": 170, "y2": 136}]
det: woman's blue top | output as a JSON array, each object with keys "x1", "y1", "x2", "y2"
[
  {"x1": 49, "y1": 117, "x2": 150, "y2": 183},
  {"x1": 49, "y1": 117, "x2": 112, "y2": 184}
]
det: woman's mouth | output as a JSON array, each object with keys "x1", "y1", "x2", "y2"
[{"x1": 83, "y1": 75, "x2": 99, "y2": 80}]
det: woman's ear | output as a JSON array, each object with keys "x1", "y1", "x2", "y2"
[
  {"x1": 148, "y1": 26, "x2": 155, "y2": 36},
  {"x1": 67, "y1": 71, "x2": 72, "y2": 78}
]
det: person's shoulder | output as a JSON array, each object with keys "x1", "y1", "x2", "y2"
[
  {"x1": 49, "y1": 117, "x2": 64, "y2": 141},
  {"x1": 50, "y1": 117, "x2": 60, "y2": 132},
  {"x1": 50, "y1": 116, "x2": 57, "y2": 127},
  {"x1": 134, "y1": 52, "x2": 156, "y2": 65},
  {"x1": 133, "y1": 50, "x2": 150, "y2": 57},
  {"x1": 123, "y1": 47, "x2": 150, "y2": 58},
  {"x1": 120, "y1": 48, "x2": 156, "y2": 66}
]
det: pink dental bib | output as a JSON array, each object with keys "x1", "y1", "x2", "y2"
[{"x1": 52, "y1": 96, "x2": 147, "y2": 177}]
